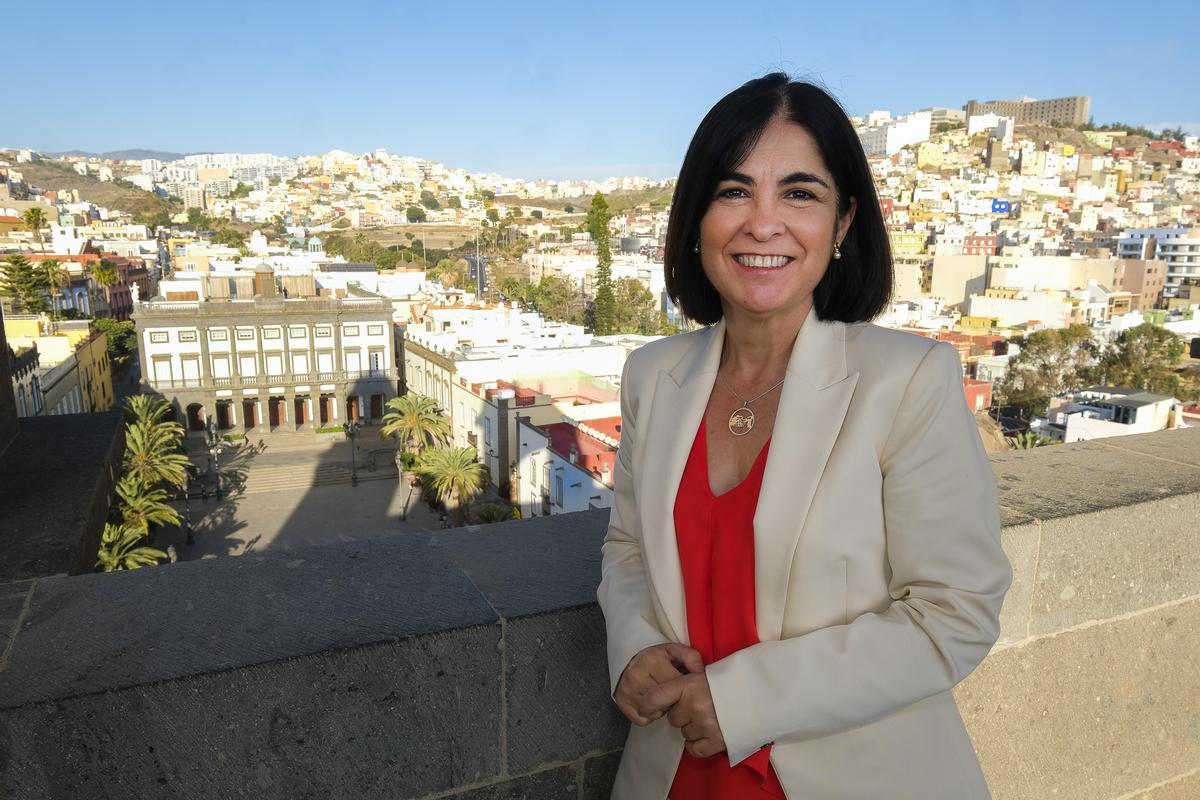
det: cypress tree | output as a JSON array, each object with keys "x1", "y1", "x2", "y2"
[{"x1": 587, "y1": 192, "x2": 615, "y2": 335}]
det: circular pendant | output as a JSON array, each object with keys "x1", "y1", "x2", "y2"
[{"x1": 728, "y1": 406, "x2": 755, "y2": 436}]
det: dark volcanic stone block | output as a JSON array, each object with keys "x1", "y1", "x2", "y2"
[
  {"x1": 504, "y1": 605, "x2": 627, "y2": 774},
  {"x1": 449, "y1": 765, "x2": 579, "y2": 800},
  {"x1": 0, "y1": 624, "x2": 502, "y2": 800},
  {"x1": 581, "y1": 750, "x2": 623, "y2": 800}
]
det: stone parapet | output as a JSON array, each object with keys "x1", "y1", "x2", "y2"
[{"x1": 1, "y1": 426, "x2": 1198, "y2": 799}]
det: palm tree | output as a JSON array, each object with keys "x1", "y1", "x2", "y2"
[
  {"x1": 472, "y1": 503, "x2": 516, "y2": 524},
  {"x1": 95, "y1": 522, "x2": 167, "y2": 572},
  {"x1": 123, "y1": 420, "x2": 190, "y2": 489},
  {"x1": 22, "y1": 207, "x2": 47, "y2": 253},
  {"x1": 415, "y1": 446, "x2": 488, "y2": 526},
  {"x1": 123, "y1": 394, "x2": 180, "y2": 432},
  {"x1": 379, "y1": 394, "x2": 450, "y2": 454},
  {"x1": 115, "y1": 473, "x2": 182, "y2": 534},
  {"x1": 39, "y1": 259, "x2": 69, "y2": 320}
]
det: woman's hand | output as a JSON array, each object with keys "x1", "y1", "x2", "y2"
[
  {"x1": 644, "y1": 672, "x2": 727, "y2": 758},
  {"x1": 614, "y1": 643, "x2": 704, "y2": 726}
]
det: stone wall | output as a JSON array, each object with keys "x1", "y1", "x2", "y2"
[{"x1": 1, "y1": 427, "x2": 1198, "y2": 799}]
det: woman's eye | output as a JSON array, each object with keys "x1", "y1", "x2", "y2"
[
  {"x1": 787, "y1": 189, "x2": 814, "y2": 201},
  {"x1": 716, "y1": 187, "x2": 747, "y2": 199}
]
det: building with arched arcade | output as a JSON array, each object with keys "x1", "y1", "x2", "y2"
[{"x1": 133, "y1": 277, "x2": 397, "y2": 437}]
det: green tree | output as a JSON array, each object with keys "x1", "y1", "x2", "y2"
[
  {"x1": 564, "y1": 205, "x2": 575, "y2": 214},
  {"x1": 380, "y1": 394, "x2": 451, "y2": 455},
  {"x1": 415, "y1": 446, "x2": 489, "y2": 525},
  {"x1": 613, "y1": 278, "x2": 660, "y2": 335},
  {"x1": 22, "y1": 207, "x2": 48, "y2": 253},
  {"x1": 1096, "y1": 323, "x2": 1185, "y2": 396},
  {"x1": 530, "y1": 209, "x2": 543, "y2": 220},
  {"x1": 420, "y1": 190, "x2": 440, "y2": 210},
  {"x1": 1, "y1": 255, "x2": 49, "y2": 313},
  {"x1": 95, "y1": 522, "x2": 167, "y2": 572},
  {"x1": 999, "y1": 324, "x2": 1098, "y2": 419},
  {"x1": 587, "y1": 192, "x2": 615, "y2": 335},
  {"x1": 115, "y1": 473, "x2": 182, "y2": 534},
  {"x1": 95, "y1": 318, "x2": 137, "y2": 361},
  {"x1": 535, "y1": 275, "x2": 584, "y2": 325},
  {"x1": 486, "y1": 208, "x2": 500, "y2": 224},
  {"x1": 480, "y1": 189, "x2": 495, "y2": 201},
  {"x1": 39, "y1": 259, "x2": 69, "y2": 319},
  {"x1": 331, "y1": 217, "x2": 352, "y2": 229},
  {"x1": 406, "y1": 206, "x2": 427, "y2": 223}
]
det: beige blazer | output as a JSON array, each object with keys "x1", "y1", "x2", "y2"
[{"x1": 597, "y1": 310, "x2": 1013, "y2": 800}]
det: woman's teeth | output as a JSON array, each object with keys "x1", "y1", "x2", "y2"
[{"x1": 735, "y1": 255, "x2": 791, "y2": 268}]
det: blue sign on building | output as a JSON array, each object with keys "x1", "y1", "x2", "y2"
[{"x1": 991, "y1": 199, "x2": 1011, "y2": 213}]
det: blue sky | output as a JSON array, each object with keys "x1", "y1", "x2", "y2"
[{"x1": 8, "y1": 0, "x2": 1198, "y2": 180}]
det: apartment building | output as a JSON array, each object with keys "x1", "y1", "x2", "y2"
[
  {"x1": 134, "y1": 280, "x2": 396, "y2": 435},
  {"x1": 964, "y1": 95, "x2": 1090, "y2": 127}
]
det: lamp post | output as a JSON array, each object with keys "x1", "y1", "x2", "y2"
[
  {"x1": 205, "y1": 421, "x2": 224, "y2": 501},
  {"x1": 344, "y1": 419, "x2": 362, "y2": 486}
]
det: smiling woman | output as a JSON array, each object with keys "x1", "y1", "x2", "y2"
[{"x1": 597, "y1": 73, "x2": 1012, "y2": 800}]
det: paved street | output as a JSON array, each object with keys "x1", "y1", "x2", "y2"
[{"x1": 152, "y1": 436, "x2": 503, "y2": 561}]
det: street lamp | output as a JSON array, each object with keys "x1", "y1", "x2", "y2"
[
  {"x1": 344, "y1": 419, "x2": 362, "y2": 486},
  {"x1": 205, "y1": 422, "x2": 224, "y2": 501}
]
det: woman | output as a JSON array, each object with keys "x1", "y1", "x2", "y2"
[{"x1": 597, "y1": 74, "x2": 1013, "y2": 799}]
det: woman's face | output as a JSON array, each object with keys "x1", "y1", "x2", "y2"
[{"x1": 698, "y1": 115, "x2": 855, "y2": 323}]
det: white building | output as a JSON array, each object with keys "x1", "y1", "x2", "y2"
[
  {"x1": 1040, "y1": 387, "x2": 1185, "y2": 443},
  {"x1": 859, "y1": 111, "x2": 932, "y2": 156}
]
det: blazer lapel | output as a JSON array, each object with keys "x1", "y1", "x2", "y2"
[
  {"x1": 753, "y1": 313, "x2": 859, "y2": 643},
  {"x1": 638, "y1": 317, "x2": 727, "y2": 646}
]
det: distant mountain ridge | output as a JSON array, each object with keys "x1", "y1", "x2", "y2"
[{"x1": 45, "y1": 149, "x2": 192, "y2": 162}]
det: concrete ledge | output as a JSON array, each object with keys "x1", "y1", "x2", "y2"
[{"x1": 2, "y1": 426, "x2": 1198, "y2": 799}]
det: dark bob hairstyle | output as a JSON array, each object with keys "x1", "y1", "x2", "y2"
[{"x1": 664, "y1": 73, "x2": 892, "y2": 325}]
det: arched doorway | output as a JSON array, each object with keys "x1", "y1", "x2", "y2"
[
  {"x1": 242, "y1": 399, "x2": 257, "y2": 431},
  {"x1": 370, "y1": 394, "x2": 383, "y2": 422},
  {"x1": 186, "y1": 403, "x2": 206, "y2": 432},
  {"x1": 215, "y1": 400, "x2": 234, "y2": 430},
  {"x1": 347, "y1": 395, "x2": 360, "y2": 421}
]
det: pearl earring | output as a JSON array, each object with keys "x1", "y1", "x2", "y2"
[
  {"x1": 693, "y1": 240, "x2": 700, "y2": 254},
  {"x1": 833, "y1": 241, "x2": 842, "y2": 260}
]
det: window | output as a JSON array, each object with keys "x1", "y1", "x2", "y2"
[
  {"x1": 343, "y1": 324, "x2": 360, "y2": 336},
  {"x1": 178, "y1": 330, "x2": 198, "y2": 343},
  {"x1": 289, "y1": 325, "x2": 307, "y2": 339},
  {"x1": 367, "y1": 324, "x2": 384, "y2": 336},
  {"x1": 149, "y1": 332, "x2": 168, "y2": 343},
  {"x1": 262, "y1": 327, "x2": 281, "y2": 340},
  {"x1": 484, "y1": 417, "x2": 492, "y2": 446},
  {"x1": 209, "y1": 328, "x2": 228, "y2": 341},
  {"x1": 236, "y1": 328, "x2": 255, "y2": 340},
  {"x1": 315, "y1": 325, "x2": 332, "y2": 337},
  {"x1": 555, "y1": 475, "x2": 563, "y2": 506}
]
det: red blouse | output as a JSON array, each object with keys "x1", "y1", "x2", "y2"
[{"x1": 669, "y1": 413, "x2": 786, "y2": 799}]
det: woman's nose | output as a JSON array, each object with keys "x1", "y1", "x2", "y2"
[{"x1": 741, "y1": 199, "x2": 786, "y2": 241}]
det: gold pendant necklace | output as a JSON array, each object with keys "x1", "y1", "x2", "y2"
[{"x1": 719, "y1": 373, "x2": 786, "y2": 436}]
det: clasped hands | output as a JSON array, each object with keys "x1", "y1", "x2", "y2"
[{"x1": 614, "y1": 643, "x2": 726, "y2": 759}]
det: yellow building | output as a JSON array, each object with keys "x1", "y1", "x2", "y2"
[
  {"x1": 2, "y1": 315, "x2": 113, "y2": 412},
  {"x1": 889, "y1": 231, "x2": 927, "y2": 256},
  {"x1": 916, "y1": 142, "x2": 945, "y2": 170},
  {"x1": 73, "y1": 328, "x2": 113, "y2": 412}
]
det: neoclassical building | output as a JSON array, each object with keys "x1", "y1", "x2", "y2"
[{"x1": 134, "y1": 277, "x2": 396, "y2": 436}]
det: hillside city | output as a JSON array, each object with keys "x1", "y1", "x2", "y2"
[{"x1": 2, "y1": 91, "x2": 1199, "y2": 568}]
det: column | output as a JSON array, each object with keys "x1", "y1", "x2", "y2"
[
  {"x1": 256, "y1": 400, "x2": 264, "y2": 432},
  {"x1": 331, "y1": 397, "x2": 338, "y2": 421},
  {"x1": 230, "y1": 403, "x2": 237, "y2": 427},
  {"x1": 307, "y1": 398, "x2": 314, "y2": 428}
]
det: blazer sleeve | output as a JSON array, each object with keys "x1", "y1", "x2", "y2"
[
  {"x1": 597, "y1": 349, "x2": 673, "y2": 696},
  {"x1": 706, "y1": 341, "x2": 1014, "y2": 765}
]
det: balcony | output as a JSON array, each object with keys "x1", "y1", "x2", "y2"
[
  {"x1": 1, "y1": 427, "x2": 1198, "y2": 798},
  {"x1": 146, "y1": 368, "x2": 397, "y2": 392}
]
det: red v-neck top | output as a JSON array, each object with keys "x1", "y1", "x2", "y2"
[{"x1": 669, "y1": 413, "x2": 786, "y2": 799}]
